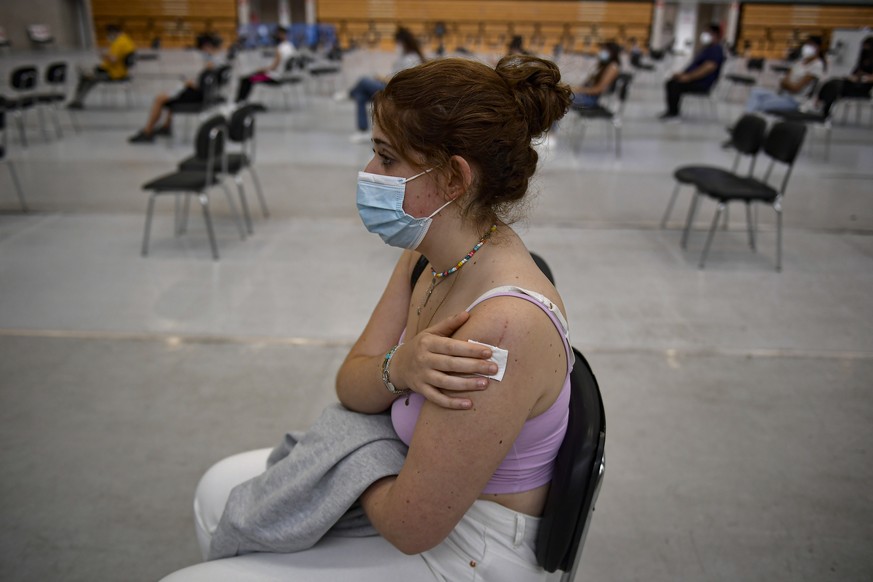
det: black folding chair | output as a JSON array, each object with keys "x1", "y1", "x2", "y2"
[
  {"x1": 571, "y1": 72, "x2": 633, "y2": 158},
  {"x1": 682, "y1": 121, "x2": 807, "y2": 271},
  {"x1": 35, "y1": 62, "x2": 79, "y2": 137},
  {"x1": 5, "y1": 66, "x2": 42, "y2": 146},
  {"x1": 141, "y1": 115, "x2": 247, "y2": 260},
  {"x1": 662, "y1": 113, "x2": 768, "y2": 229},
  {"x1": 536, "y1": 347, "x2": 606, "y2": 581}
]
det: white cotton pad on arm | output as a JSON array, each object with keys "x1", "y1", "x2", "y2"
[{"x1": 467, "y1": 340, "x2": 508, "y2": 382}]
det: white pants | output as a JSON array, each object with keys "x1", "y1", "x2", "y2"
[{"x1": 167, "y1": 448, "x2": 548, "y2": 582}]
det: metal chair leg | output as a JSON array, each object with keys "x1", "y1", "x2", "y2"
[
  {"x1": 699, "y1": 202, "x2": 725, "y2": 269},
  {"x1": 775, "y1": 201, "x2": 783, "y2": 272},
  {"x1": 13, "y1": 110, "x2": 28, "y2": 148},
  {"x1": 50, "y1": 105, "x2": 63, "y2": 138},
  {"x1": 614, "y1": 119, "x2": 622, "y2": 158},
  {"x1": 235, "y1": 175, "x2": 254, "y2": 234},
  {"x1": 142, "y1": 193, "x2": 157, "y2": 256},
  {"x1": 180, "y1": 193, "x2": 191, "y2": 234},
  {"x1": 198, "y1": 193, "x2": 220, "y2": 261},
  {"x1": 723, "y1": 205, "x2": 729, "y2": 230},
  {"x1": 7, "y1": 161, "x2": 28, "y2": 212},
  {"x1": 218, "y1": 182, "x2": 246, "y2": 240},
  {"x1": 246, "y1": 166, "x2": 270, "y2": 218},
  {"x1": 661, "y1": 182, "x2": 681, "y2": 228},
  {"x1": 36, "y1": 106, "x2": 50, "y2": 142},
  {"x1": 745, "y1": 202, "x2": 756, "y2": 251},
  {"x1": 681, "y1": 191, "x2": 700, "y2": 249}
]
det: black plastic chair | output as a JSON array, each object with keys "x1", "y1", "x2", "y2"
[
  {"x1": 166, "y1": 68, "x2": 225, "y2": 142},
  {"x1": 662, "y1": 113, "x2": 768, "y2": 229},
  {"x1": 97, "y1": 52, "x2": 137, "y2": 108},
  {"x1": 1, "y1": 100, "x2": 27, "y2": 211},
  {"x1": 35, "y1": 62, "x2": 78, "y2": 137},
  {"x1": 764, "y1": 78, "x2": 843, "y2": 161},
  {"x1": 5, "y1": 66, "x2": 41, "y2": 146},
  {"x1": 682, "y1": 121, "x2": 807, "y2": 271},
  {"x1": 571, "y1": 72, "x2": 632, "y2": 158},
  {"x1": 178, "y1": 104, "x2": 268, "y2": 233},
  {"x1": 724, "y1": 57, "x2": 765, "y2": 100},
  {"x1": 536, "y1": 346, "x2": 606, "y2": 581},
  {"x1": 141, "y1": 115, "x2": 247, "y2": 261}
]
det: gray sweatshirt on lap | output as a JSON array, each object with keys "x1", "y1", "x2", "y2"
[{"x1": 208, "y1": 403, "x2": 408, "y2": 560}]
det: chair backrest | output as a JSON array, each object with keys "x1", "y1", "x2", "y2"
[
  {"x1": 45, "y1": 62, "x2": 67, "y2": 85},
  {"x1": 763, "y1": 120, "x2": 807, "y2": 165},
  {"x1": 123, "y1": 52, "x2": 137, "y2": 69},
  {"x1": 747, "y1": 57, "x2": 765, "y2": 72},
  {"x1": 229, "y1": 104, "x2": 260, "y2": 143},
  {"x1": 11, "y1": 66, "x2": 37, "y2": 91},
  {"x1": 197, "y1": 68, "x2": 219, "y2": 100},
  {"x1": 194, "y1": 114, "x2": 228, "y2": 160},
  {"x1": 536, "y1": 347, "x2": 606, "y2": 577},
  {"x1": 730, "y1": 114, "x2": 768, "y2": 156},
  {"x1": 215, "y1": 64, "x2": 233, "y2": 87}
]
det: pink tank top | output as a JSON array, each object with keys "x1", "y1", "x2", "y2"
[{"x1": 391, "y1": 286, "x2": 573, "y2": 494}]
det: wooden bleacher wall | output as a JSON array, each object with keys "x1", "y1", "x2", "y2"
[
  {"x1": 90, "y1": 0, "x2": 237, "y2": 49},
  {"x1": 316, "y1": 0, "x2": 653, "y2": 55},
  {"x1": 738, "y1": 3, "x2": 873, "y2": 59}
]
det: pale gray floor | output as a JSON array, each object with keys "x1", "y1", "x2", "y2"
[{"x1": 1, "y1": 49, "x2": 872, "y2": 582}]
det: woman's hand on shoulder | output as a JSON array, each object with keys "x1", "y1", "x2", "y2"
[{"x1": 390, "y1": 311, "x2": 498, "y2": 410}]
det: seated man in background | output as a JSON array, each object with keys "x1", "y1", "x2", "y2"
[
  {"x1": 128, "y1": 34, "x2": 224, "y2": 144},
  {"x1": 658, "y1": 24, "x2": 725, "y2": 121},
  {"x1": 68, "y1": 24, "x2": 136, "y2": 110}
]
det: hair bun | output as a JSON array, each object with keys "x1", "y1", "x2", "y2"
[{"x1": 495, "y1": 55, "x2": 572, "y2": 138}]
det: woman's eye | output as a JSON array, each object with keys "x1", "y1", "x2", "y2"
[{"x1": 380, "y1": 156, "x2": 394, "y2": 166}]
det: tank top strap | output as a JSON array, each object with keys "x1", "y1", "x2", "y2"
[{"x1": 465, "y1": 286, "x2": 574, "y2": 370}]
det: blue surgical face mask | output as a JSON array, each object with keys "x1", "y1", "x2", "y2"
[{"x1": 356, "y1": 168, "x2": 452, "y2": 250}]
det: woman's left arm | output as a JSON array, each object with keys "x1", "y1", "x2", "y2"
[{"x1": 360, "y1": 297, "x2": 568, "y2": 554}]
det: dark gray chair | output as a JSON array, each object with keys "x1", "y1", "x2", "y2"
[
  {"x1": 35, "y1": 62, "x2": 79, "y2": 137},
  {"x1": 5, "y1": 65, "x2": 41, "y2": 146},
  {"x1": 682, "y1": 121, "x2": 807, "y2": 271},
  {"x1": 535, "y1": 346, "x2": 606, "y2": 581},
  {"x1": 141, "y1": 115, "x2": 247, "y2": 260},
  {"x1": 571, "y1": 72, "x2": 632, "y2": 158},
  {"x1": 662, "y1": 113, "x2": 768, "y2": 229},
  {"x1": 723, "y1": 57, "x2": 765, "y2": 100}
]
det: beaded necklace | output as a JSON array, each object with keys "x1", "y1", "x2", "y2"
[{"x1": 417, "y1": 224, "x2": 497, "y2": 316}]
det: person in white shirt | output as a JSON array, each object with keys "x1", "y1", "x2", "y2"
[
  {"x1": 235, "y1": 26, "x2": 296, "y2": 103},
  {"x1": 337, "y1": 27, "x2": 425, "y2": 143},
  {"x1": 744, "y1": 36, "x2": 825, "y2": 113}
]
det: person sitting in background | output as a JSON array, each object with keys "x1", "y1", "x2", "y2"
[
  {"x1": 68, "y1": 24, "x2": 136, "y2": 110},
  {"x1": 235, "y1": 26, "x2": 296, "y2": 103},
  {"x1": 127, "y1": 34, "x2": 223, "y2": 144},
  {"x1": 335, "y1": 27, "x2": 425, "y2": 143},
  {"x1": 658, "y1": 24, "x2": 725, "y2": 121},
  {"x1": 744, "y1": 36, "x2": 825, "y2": 113},
  {"x1": 842, "y1": 37, "x2": 873, "y2": 99},
  {"x1": 571, "y1": 41, "x2": 621, "y2": 108}
]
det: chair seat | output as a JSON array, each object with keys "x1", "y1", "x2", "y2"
[
  {"x1": 725, "y1": 74, "x2": 756, "y2": 86},
  {"x1": 178, "y1": 153, "x2": 247, "y2": 173},
  {"x1": 101, "y1": 76, "x2": 131, "y2": 83},
  {"x1": 277, "y1": 75, "x2": 305, "y2": 85},
  {"x1": 309, "y1": 66, "x2": 340, "y2": 76},
  {"x1": 167, "y1": 97, "x2": 224, "y2": 114},
  {"x1": 701, "y1": 174, "x2": 778, "y2": 203},
  {"x1": 674, "y1": 165, "x2": 734, "y2": 186},
  {"x1": 7, "y1": 96, "x2": 36, "y2": 108},
  {"x1": 142, "y1": 171, "x2": 219, "y2": 192},
  {"x1": 573, "y1": 105, "x2": 614, "y2": 119}
]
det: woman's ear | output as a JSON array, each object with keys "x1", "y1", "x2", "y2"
[{"x1": 446, "y1": 155, "x2": 473, "y2": 201}]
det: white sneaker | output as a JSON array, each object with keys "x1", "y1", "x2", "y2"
[
  {"x1": 349, "y1": 131, "x2": 371, "y2": 144},
  {"x1": 333, "y1": 90, "x2": 349, "y2": 102}
]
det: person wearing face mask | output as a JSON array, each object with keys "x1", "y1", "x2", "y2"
[
  {"x1": 743, "y1": 36, "x2": 825, "y2": 113},
  {"x1": 235, "y1": 26, "x2": 296, "y2": 103},
  {"x1": 68, "y1": 24, "x2": 136, "y2": 110},
  {"x1": 185, "y1": 56, "x2": 574, "y2": 581},
  {"x1": 571, "y1": 41, "x2": 622, "y2": 108},
  {"x1": 658, "y1": 24, "x2": 725, "y2": 121},
  {"x1": 335, "y1": 27, "x2": 426, "y2": 144}
]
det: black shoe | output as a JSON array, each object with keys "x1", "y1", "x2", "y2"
[
  {"x1": 721, "y1": 139, "x2": 733, "y2": 149},
  {"x1": 67, "y1": 102, "x2": 84, "y2": 110},
  {"x1": 153, "y1": 125, "x2": 172, "y2": 137},
  {"x1": 128, "y1": 130, "x2": 154, "y2": 144},
  {"x1": 658, "y1": 112, "x2": 678, "y2": 121}
]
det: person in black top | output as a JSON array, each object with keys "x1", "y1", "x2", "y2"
[
  {"x1": 658, "y1": 24, "x2": 726, "y2": 121},
  {"x1": 843, "y1": 37, "x2": 873, "y2": 99}
]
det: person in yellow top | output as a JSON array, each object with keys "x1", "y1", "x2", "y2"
[{"x1": 68, "y1": 24, "x2": 136, "y2": 109}]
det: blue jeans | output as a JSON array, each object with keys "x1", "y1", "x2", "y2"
[
  {"x1": 349, "y1": 77, "x2": 386, "y2": 131},
  {"x1": 745, "y1": 87, "x2": 799, "y2": 113},
  {"x1": 573, "y1": 93, "x2": 600, "y2": 108}
]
